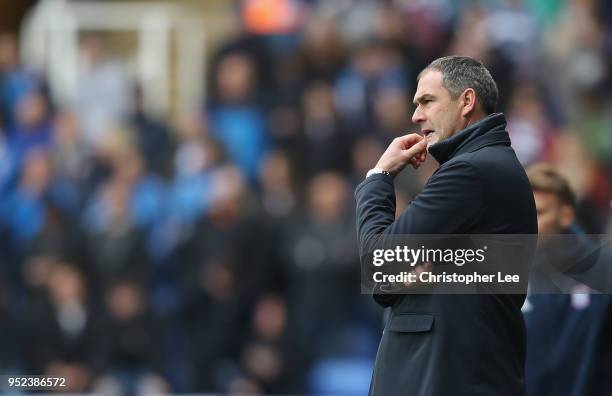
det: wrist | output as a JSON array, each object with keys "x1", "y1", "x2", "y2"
[{"x1": 366, "y1": 168, "x2": 392, "y2": 179}]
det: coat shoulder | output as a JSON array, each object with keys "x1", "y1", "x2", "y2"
[{"x1": 445, "y1": 144, "x2": 537, "y2": 234}]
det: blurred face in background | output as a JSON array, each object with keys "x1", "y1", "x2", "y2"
[
  {"x1": 101, "y1": 179, "x2": 131, "y2": 228},
  {"x1": 106, "y1": 282, "x2": 144, "y2": 322},
  {"x1": 21, "y1": 149, "x2": 53, "y2": 194},
  {"x1": 303, "y1": 16, "x2": 342, "y2": 59},
  {"x1": 113, "y1": 147, "x2": 144, "y2": 184},
  {"x1": 0, "y1": 33, "x2": 19, "y2": 71},
  {"x1": 54, "y1": 110, "x2": 81, "y2": 145},
  {"x1": 79, "y1": 33, "x2": 107, "y2": 66},
  {"x1": 47, "y1": 263, "x2": 86, "y2": 305},
  {"x1": 374, "y1": 88, "x2": 410, "y2": 132},
  {"x1": 303, "y1": 81, "x2": 335, "y2": 122},
  {"x1": 259, "y1": 151, "x2": 291, "y2": 191},
  {"x1": 17, "y1": 91, "x2": 48, "y2": 129},
  {"x1": 351, "y1": 136, "x2": 384, "y2": 177},
  {"x1": 412, "y1": 70, "x2": 471, "y2": 149},
  {"x1": 307, "y1": 172, "x2": 348, "y2": 224},
  {"x1": 216, "y1": 53, "x2": 256, "y2": 103},
  {"x1": 533, "y1": 190, "x2": 574, "y2": 234},
  {"x1": 252, "y1": 295, "x2": 286, "y2": 340}
]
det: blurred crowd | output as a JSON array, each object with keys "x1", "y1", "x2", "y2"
[{"x1": 0, "y1": 0, "x2": 611, "y2": 394}]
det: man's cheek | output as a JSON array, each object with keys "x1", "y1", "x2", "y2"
[{"x1": 538, "y1": 214, "x2": 557, "y2": 234}]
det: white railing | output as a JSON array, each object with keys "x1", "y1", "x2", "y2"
[{"x1": 20, "y1": 0, "x2": 206, "y2": 116}]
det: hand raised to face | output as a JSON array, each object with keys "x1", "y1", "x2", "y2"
[{"x1": 375, "y1": 133, "x2": 428, "y2": 177}]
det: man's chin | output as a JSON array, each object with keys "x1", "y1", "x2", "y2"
[{"x1": 426, "y1": 137, "x2": 438, "y2": 149}]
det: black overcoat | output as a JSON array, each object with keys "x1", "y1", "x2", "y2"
[{"x1": 355, "y1": 113, "x2": 538, "y2": 396}]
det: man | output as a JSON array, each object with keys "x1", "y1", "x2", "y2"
[
  {"x1": 355, "y1": 56, "x2": 537, "y2": 395},
  {"x1": 524, "y1": 164, "x2": 612, "y2": 396}
]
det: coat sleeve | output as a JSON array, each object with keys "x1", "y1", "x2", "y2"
[
  {"x1": 355, "y1": 161, "x2": 484, "y2": 306},
  {"x1": 355, "y1": 160, "x2": 484, "y2": 243}
]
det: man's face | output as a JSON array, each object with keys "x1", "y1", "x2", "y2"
[
  {"x1": 412, "y1": 70, "x2": 465, "y2": 149},
  {"x1": 534, "y1": 191, "x2": 568, "y2": 234}
]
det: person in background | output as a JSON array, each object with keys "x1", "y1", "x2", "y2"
[
  {"x1": 93, "y1": 279, "x2": 167, "y2": 395},
  {"x1": 0, "y1": 33, "x2": 40, "y2": 130},
  {"x1": 22, "y1": 261, "x2": 105, "y2": 392},
  {"x1": 7, "y1": 90, "x2": 53, "y2": 168},
  {"x1": 207, "y1": 52, "x2": 269, "y2": 183},
  {"x1": 524, "y1": 163, "x2": 612, "y2": 396},
  {"x1": 75, "y1": 33, "x2": 132, "y2": 147}
]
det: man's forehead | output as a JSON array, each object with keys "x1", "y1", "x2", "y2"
[{"x1": 414, "y1": 70, "x2": 444, "y2": 100}]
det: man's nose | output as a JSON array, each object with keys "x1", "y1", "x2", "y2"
[{"x1": 412, "y1": 106, "x2": 425, "y2": 124}]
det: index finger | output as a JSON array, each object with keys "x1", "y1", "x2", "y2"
[
  {"x1": 397, "y1": 133, "x2": 424, "y2": 149},
  {"x1": 403, "y1": 139, "x2": 427, "y2": 159}
]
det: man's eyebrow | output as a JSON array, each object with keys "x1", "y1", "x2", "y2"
[{"x1": 413, "y1": 94, "x2": 434, "y2": 105}]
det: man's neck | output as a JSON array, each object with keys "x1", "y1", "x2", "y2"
[{"x1": 460, "y1": 110, "x2": 487, "y2": 132}]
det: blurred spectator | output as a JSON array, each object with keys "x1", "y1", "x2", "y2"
[
  {"x1": 524, "y1": 164, "x2": 612, "y2": 396},
  {"x1": 281, "y1": 172, "x2": 358, "y2": 368},
  {"x1": 373, "y1": 87, "x2": 413, "y2": 141},
  {"x1": 572, "y1": 92, "x2": 612, "y2": 166},
  {"x1": 447, "y1": 4, "x2": 517, "y2": 110},
  {"x1": 542, "y1": 0, "x2": 606, "y2": 107},
  {"x1": 130, "y1": 86, "x2": 174, "y2": 177},
  {"x1": 181, "y1": 165, "x2": 279, "y2": 302},
  {"x1": 266, "y1": 104, "x2": 302, "y2": 170},
  {"x1": 82, "y1": 132, "x2": 164, "y2": 234},
  {"x1": 95, "y1": 279, "x2": 166, "y2": 395},
  {"x1": 1, "y1": 148, "x2": 78, "y2": 246},
  {"x1": 239, "y1": 294, "x2": 295, "y2": 393},
  {"x1": 166, "y1": 114, "x2": 220, "y2": 226},
  {"x1": 51, "y1": 109, "x2": 91, "y2": 187},
  {"x1": 548, "y1": 133, "x2": 611, "y2": 234},
  {"x1": 390, "y1": 0, "x2": 452, "y2": 60},
  {"x1": 506, "y1": 83, "x2": 556, "y2": 165},
  {"x1": 208, "y1": 52, "x2": 270, "y2": 183},
  {"x1": 0, "y1": 33, "x2": 40, "y2": 129},
  {"x1": 485, "y1": 0, "x2": 540, "y2": 69},
  {"x1": 300, "y1": 15, "x2": 347, "y2": 84},
  {"x1": 334, "y1": 41, "x2": 408, "y2": 134},
  {"x1": 6, "y1": 89, "x2": 52, "y2": 168},
  {"x1": 300, "y1": 80, "x2": 352, "y2": 176},
  {"x1": 80, "y1": 135, "x2": 163, "y2": 286},
  {"x1": 22, "y1": 262, "x2": 104, "y2": 391},
  {"x1": 258, "y1": 150, "x2": 296, "y2": 219},
  {"x1": 182, "y1": 256, "x2": 248, "y2": 391},
  {"x1": 350, "y1": 136, "x2": 385, "y2": 184},
  {"x1": 81, "y1": 177, "x2": 151, "y2": 287},
  {"x1": 75, "y1": 33, "x2": 132, "y2": 148}
]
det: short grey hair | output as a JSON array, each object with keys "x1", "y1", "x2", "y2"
[{"x1": 418, "y1": 56, "x2": 499, "y2": 115}]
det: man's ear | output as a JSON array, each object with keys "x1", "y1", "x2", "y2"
[
  {"x1": 460, "y1": 88, "x2": 477, "y2": 117},
  {"x1": 559, "y1": 205, "x2": 575, "y2": 229}
]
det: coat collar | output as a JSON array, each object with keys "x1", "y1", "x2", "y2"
[{"x1": 428, "y1": 113, "x2": 511, "y2": 165}]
